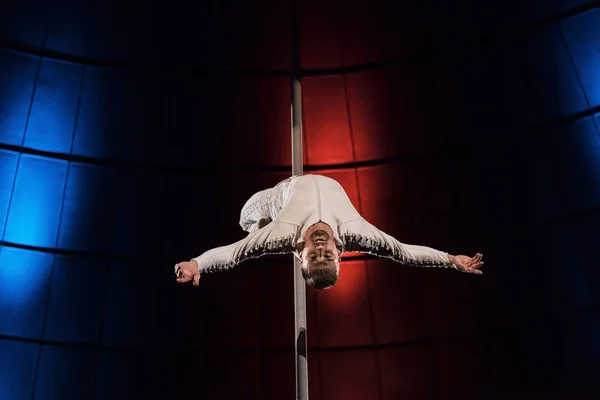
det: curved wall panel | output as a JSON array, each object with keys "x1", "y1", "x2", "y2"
[
  {"x1": 73, "y1": 67, "x2": 126, "y2": 160},
  {"x1": 0, "y1": 248, "x2": 53, "y2": 339},
  {"x1": 572, "y1": 213, "x2": 600, "y2": 305},
  {"x1": 42, "y1": 256, "x2": 106, "y2": 343},
  {"x1": 4, "y1": 155, "x2": 68, "y2": 248},
  {"x1": 303, "y1": 75, "x2": 354, "y2": 165},
  {"x1": 298, "y1": 0, "x2": 342, "y2": 69},
  {"x1": 1, "y1": 1, "x2": 600, "y2": 400},
  {"x1": 257, "y1": 77, "x2": 293, "y2": 166},
  {"x1": 0, "y1": 150, "x2": 18, "y2": 233},
  {"x1": 24, "y1": 60, "x2": 82, "y2": 154},
  {"x1": 0, "y1": 339, "x2": 38, "y2": 399},
  {"x1": 0, "y1": 53, "x2": 38, "y2": 147},
  {"x1": 33, "y1": 345, "x2": 97, "y2": 400},
  {"x1": 313, "y1": 260, "x2": 373, "y2": 347},
  {"x1": 218, "y1": 0, "x2": 292, "y2": 70},
  {"x1": 2, "y1": 0, "x2": 598, "y2": 69},
  {"x1": 561, "y1": 9, "x2": 600, "y2": 109},
  {"x1": 102, "y1": 261, "x2": 161, "y2": 348}
]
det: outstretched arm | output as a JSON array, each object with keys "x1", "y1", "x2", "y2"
[
  {"x1": 174, "y1": 221, "x2": 298, "y2": 286},
  {"x1": 340, "y1": 219, "x2": 483, "y2": 273},
  {"x1": 193, "y1": 222, "x2": 296, "y2": 273}
]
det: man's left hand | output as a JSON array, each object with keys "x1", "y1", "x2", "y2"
[{"x1": 449, "y1": 253, "x2": 484, "y2": 275}]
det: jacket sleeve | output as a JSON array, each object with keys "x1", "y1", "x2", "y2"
[
  {"x1": 192, "y1": 222, "x2": 297, "y2": 273},
  {"x1": 239, "y1": 176, "x2": 295, "y2": 233},
  {"x1": 340, "y1": 219, "x2": 456, "y2": 269}
]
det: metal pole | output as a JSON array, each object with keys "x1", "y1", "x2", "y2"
[
  {"x1": 291, "y1": 0, "x2": 308, "y2": 398},
  {"x1": 292, "y1": 79, "x2": 308, "y2": 400}
]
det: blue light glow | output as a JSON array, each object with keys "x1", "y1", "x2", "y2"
[
  {"x1": 57, "y1": 163, "x2": 117, "y2": 252},
  {"x1": 522, "y1": 24, "x2": 588, "y2": 123},
  {"x1": 0, "y1": 150, "x2": 19, "y2": 235},
  {"x1": 560, "y1": 9, "x2": 600, "y2": 108},
  {"x1": 0, "y1": 247, "x2": 53, "y2": 337},
  {"x1": 24, "y1": 60, "x2": 83, "y2": 154},
  {"x1": 0, "y1": 51, "x2": 38, "y2": 147},
  {"x1": 0, "y1": 339, "x2": 38, "y2": 400},
  {"x1": 548, "y1": 117, "x2": 600, "y2": 214},
  {"x1": 4, "y1": 155, "x2": 68, "y2": 248}
]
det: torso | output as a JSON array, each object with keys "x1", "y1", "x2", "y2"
[{"x1": 274, "y1": 174, "x2": 363, "y2": 246}]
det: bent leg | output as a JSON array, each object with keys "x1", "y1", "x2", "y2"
[{"x1": 239, "y1": 189, "x2": 273, "y2": 233}]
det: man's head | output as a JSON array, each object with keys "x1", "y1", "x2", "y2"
[{"x1": 297, "y1": 228, "x2": 340, "y2": 290}]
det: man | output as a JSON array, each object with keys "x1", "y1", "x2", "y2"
[{"x1": 174, "y1": 174, "x2": 484, "y2": 290}]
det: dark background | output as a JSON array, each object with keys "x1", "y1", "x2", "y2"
[{"x1": 1, "y1": 0, "x2": 599, "y2": 399}]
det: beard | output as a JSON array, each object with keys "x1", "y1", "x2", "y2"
[{"x1": 310, "y1": 229, "x2": 330, "y2": 243}]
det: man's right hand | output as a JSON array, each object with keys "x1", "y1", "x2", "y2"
[
  {"x1": 174, "y1": 260, "x2": 200, "y2": 286},
  {"x1": 448, "y1": 253, "x2": 484, "y2": 275}
]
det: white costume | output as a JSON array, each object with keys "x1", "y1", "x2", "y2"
[{"x1": 192, "y1": 174, "x2": 455, "y2": 273}]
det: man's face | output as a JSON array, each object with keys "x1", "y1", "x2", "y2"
[{"x1": 299, "y1": 229, "x2": 340, "y2": 271}]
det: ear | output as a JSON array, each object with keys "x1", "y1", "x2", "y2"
[{"x1": 294, "y1": 252, "x2": 303, "y2": 262}]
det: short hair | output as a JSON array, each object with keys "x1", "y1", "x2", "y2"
[{"x1": 302, "y1": 261, "x2": 339, "y2": 290}]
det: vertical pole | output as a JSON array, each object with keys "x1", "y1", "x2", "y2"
[
  {"x1": 292, "y1": 81, "x2": 308, "y2": 400},
  {"x1": 291, "y1": 0, "x2": 308, "y2": 399}
]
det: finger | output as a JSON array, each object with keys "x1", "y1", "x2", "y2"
[
  {"x1": 471, "y1": 255, "x2": 482, "y2": 267},
  {"x1": 463, "y1": 265, "x2": 477, "y2": 273},
  {"x1": 468, "y1": 261, "x2": 483, "y2": 273},
  {"x1": 176, "y1": 277, "x2": 191, "y2": 283},
  {"x1": 193, "y1": 274, "x2": 200, "y2": 287}
]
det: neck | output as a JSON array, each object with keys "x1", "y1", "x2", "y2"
[
  {"x1": 304, "y1": 222, "x2": 334, "y2": 247},
  {"x1": 298, "y1": 221, "x2": 340, "y2": 256},
  {"x1": 305, "y1": 221, "x2": 333, "y2": 237},
  {"x1": 294, "y1": 222, "x2": 336, "y2": 254}
]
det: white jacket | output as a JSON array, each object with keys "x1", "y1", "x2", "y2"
[{"x1": 193, "y1": 174, "x2": 454, "y2": 272}]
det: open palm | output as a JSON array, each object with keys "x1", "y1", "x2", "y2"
[{"x1": 450, "y1": 253, "x2": 484, "y2": 275}]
